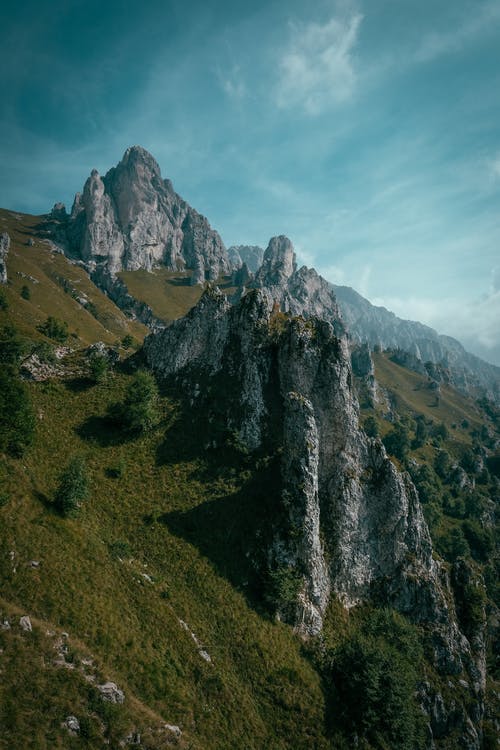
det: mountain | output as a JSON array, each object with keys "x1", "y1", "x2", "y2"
[
  {"x1": 333, "y1": 284, "x2": 500, "y2": 403},
  {"x1": 227, "y1": 245, "x2": 264, "y2": 273},
  {"x1": 0, "y1": 146, "x2": 498, "y2": 748},
  {"x1": 51, "y1": 145, "x2": 229, "y2": 285}
]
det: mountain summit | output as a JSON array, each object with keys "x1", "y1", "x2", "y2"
[{"x1": 57, "y1": 146, "x2": 229, "y2": 283}]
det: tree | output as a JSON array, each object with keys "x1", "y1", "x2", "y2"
[
  {"x1": 111, "y1": 370, "x2": 160, "y2": 434},
  {"x1": 20, "y1": 285, "x2": 31, "y2": 300},
  {"x1": 54, "y1": 456, "x2": 89, "y2": 518},
  {"x1": 383, "y1": 422, "x2": 411, "y2": 461},
  {"x1": 0, "y1": 369, "x2": 36, "y2": 455},
  {"x1": 327, "y1": 610, "x2": 425, "y2": 749},
  {"x1": 434, "y1": 449, "x2": 452, "y2": 480},
  {"x1": 89, "y1": 353, "x2": 109, "y2": 383},
  {"x1": 413, "y1": 416, "x2": 428, "y2": 448},
  {"x1": 37, "y1": 316, "x2": 68, "y2": 343},
  {"x1": 0, "y1": 288, "x2": 7, "y2": 310}
]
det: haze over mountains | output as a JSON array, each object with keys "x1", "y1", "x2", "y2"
[{"x1": 46, "y1": 145, "x2": 500, "y2": 405}]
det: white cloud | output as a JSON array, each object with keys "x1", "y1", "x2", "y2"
[
  {"x1": 414, "y1": 1, "x2": 500, "y2": 64},
  {"x1": 276, "y1": 10, "x2": 363, "y2": 115}
]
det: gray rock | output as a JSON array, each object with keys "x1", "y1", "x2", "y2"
[
  {"x1": 62, "y1": 146, "x2": 229, "y2": 281},
  {"x1": 144, "y1": 285, "x2": 485, "y2": 745},
  {"x1": 27, "y1": 238, "x2": 35, "y2": 247},
  {"x1": 50, "y1": 203, "x2": 67, "y2": 221},
  {"x1": 228, "y1": 245, "x2": 264, "y2": 273},
  {"x1": 97, "y1": 681, "x2": 125, "y2": 703},
  {"x1": 0, "y1": 232, "x2": 10, "y2": 284},
  {"x1": 63, "y1": 716, "x2": 80, "y2": 735},
  {"x1": 19, "y1": 616, "x2": 32, "y2": 632}
]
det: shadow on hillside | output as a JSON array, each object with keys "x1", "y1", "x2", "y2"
[
  {"x1": 158, "y1": 464, "x2": 282, "y2": 613},
  {"x1": 168, "y1": 276, "x2": 192, "y2": 287},
  {"x1": 76, "y1": 415, "x2": 131, "y2": 447},
  {"x1": 64, "y1": 377, "x2": 95, "y2": 393}
]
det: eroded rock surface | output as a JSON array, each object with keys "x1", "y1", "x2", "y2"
[{"x1": 0, "y1": 232, "x2": 10, "y2": 284}]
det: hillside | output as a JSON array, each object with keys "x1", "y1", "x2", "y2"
[
  {"x1": 0, "y1": 198, "x2": 499, "y2": 749},
  {"x1": 0, "y1": 209, "x2": 147, "y2": 348}
]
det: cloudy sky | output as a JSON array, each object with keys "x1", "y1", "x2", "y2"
[{"x1": 1, "y1": 0, "x2": 499, "y2": 364}]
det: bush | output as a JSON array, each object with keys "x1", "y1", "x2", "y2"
[
  {"x1": 110, "y1": 370, "x2": 160, "y2": 434},
  {"x1": 326, "y1": 609, "x2": 425, "y2": 749},
  {"x1": 54, "y1": 456, "x2": 89, "y2": 518},
  {"x1": 20, "y1": 285, "x2": 31, "y2": 300},
  {"x1": 383, "y1": 422, "x2": 410, "y2": 461},
  {"x1": 89, "y1": 354, "x2": 109, "y2": 383},
  {"x1": 0, "y1": 369, "x2": 36, "y2": 455},
  {"x1": 37, "y1": 316, "x2": 68, "y2": 343},
  {"x1": 0, "y1": 288, "x2": 8, "y2": 310},
  {"x1": 0, "y1": 324, "x2": 29, "y2": 367},
  {"x1": 121, "y1": 334, "x2": 134, "y2": 349}
]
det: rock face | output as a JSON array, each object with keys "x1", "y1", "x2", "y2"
[
  {"x1": 0, "y1": 232, "x2": 10, "y2": 284},
  {"x1": 144, "y1": 286, "x2": 485, "y2": 745},
  {"x1": 251, "y1": 236, "x2": 345, "y2": 337},
  {"x1": 64, "y1": 146, "x2": 229, "y2": 283},
  {"x1": 228, "y1": 245, "x2": 264, "y2": 273}
]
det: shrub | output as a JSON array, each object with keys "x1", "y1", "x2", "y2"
[
  {"x1": 37, "y1": 316, "x2": 68, "y2": 343},
  {"x1": 0, "y1": 288, "x2": 8, "y2": 310},
  {"x1": 383, "y1": 422, "x2": 410, "y2": 461},
  {"x1": 111, "y1": 370, "x2": 160, "y2": 434},
  {"x1": 0, "y1": 369, "x2": 36, "y2": 455},
  {"x1": 121, "y1": 334, "x2": 134, "y2": 349},
  {"x1": 326, "y1": 610, "x2": 425, "y2": 749},
  {"x1": 434, "y1": 449, "x2": 452, "y2": 480},
  {"x1": 54, "y1": 456, "x2": 89, "y2": 518},
  {"x1": 89, "y1": 354, "x2": 109, "y2": 383},
  {"x1": 20, "y1": 285, "x2": 31, "y2": 300}
]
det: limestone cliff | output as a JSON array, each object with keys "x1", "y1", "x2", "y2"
[
  {"x1": 144, "y1": 286, "x2": 485, "y2": 746},
  {"x1": 62, "y1": 146, "x2": 229, "y2": 283}
]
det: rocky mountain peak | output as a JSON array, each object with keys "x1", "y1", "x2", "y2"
[
  {"x1": 55, "y1": 145, "x2": 229, "y2": 287},
  {"x1": 255, "y1": 235, "x2": 296, "y2": 287}
]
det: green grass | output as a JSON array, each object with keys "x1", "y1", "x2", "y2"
[
  {"x1": 118, "y1": 269, "x2": 238, "y2": 323},
  {"x1": 0, "y1": 209, "x2": 147, "y2": 347},
  {"x1": 0, "y1": 370, "x2": 330, "y2": 749},
  {"x1": 372, "y1": 351, "x2": 486, "y2": 444}
]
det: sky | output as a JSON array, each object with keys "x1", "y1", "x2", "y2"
[{"x1": 1, "y1": 0, "x2": 499, "y2": 364}]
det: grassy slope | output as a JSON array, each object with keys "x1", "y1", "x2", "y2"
[
  {"x1": 371, "y1": 351, "x2": 485, "y2": 444},
  {"x1": 119, "y1": 269, "x2": 238, "y2": 323},
  {"x1": 0, "y1": 372, "x2": 329, "y2": 750},
  {"x1": 0, "y1": 209, "x2": 147, "y2": 346}
]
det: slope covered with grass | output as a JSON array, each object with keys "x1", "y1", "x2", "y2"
[{"x1": 0, "y1": 209, "x2": 147, "y2": 347}]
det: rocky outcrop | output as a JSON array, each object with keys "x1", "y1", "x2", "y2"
[
  {"x1": 251, "y1": 236, "x2": 345, "y2": 336},
  {"x1": 62, "y1": 146, "x2": 229, "y2": 283},
  {"x1": 0, "y1": 232, "x2": 10, "y2": 284},
  {"x1": 228, "y1": 245, "x2": 264, "y2": 273},
  {"x1": 144, "y1": 286, "x2": 485, "y2": 745}
]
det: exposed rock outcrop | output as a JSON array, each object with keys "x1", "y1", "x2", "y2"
[
  {"x1": 251, "y1": 236, "x2": 345, "y2": 336},
  {"x1": 63, "y1": 146, "x2": 229, "y2": 283},
  {"x1": 0, "y1": 232, "x2": 10, "y2": 284},
  {"x1": 144, "y1": 285, "x2": 485, "y2": 745},
  {"x1": 228, "y1": 244, "x2": 264, "y2": 273}
]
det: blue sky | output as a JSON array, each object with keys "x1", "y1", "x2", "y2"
[{"x1": 1, "y1": 0, "x2": 500, "y2": 364}]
